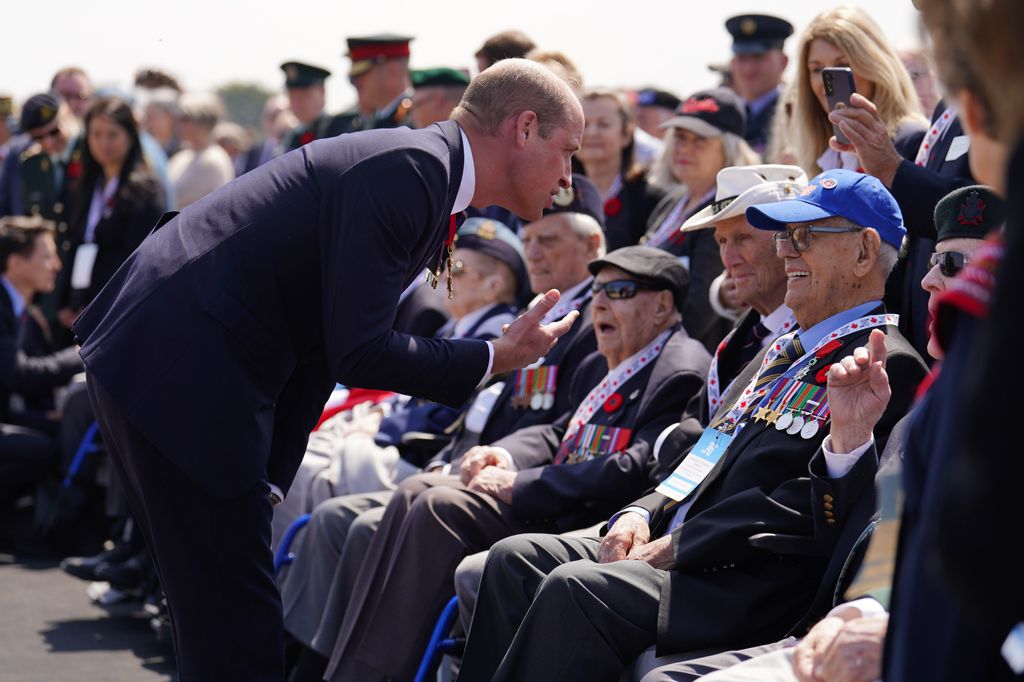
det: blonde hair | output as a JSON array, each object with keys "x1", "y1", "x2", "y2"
[
  {"x1": 792, "y1": 6, "x2": 927, "y2": 175},
  {"x1": 649, "y1": 130, "x2": 760, "y2": 190}
]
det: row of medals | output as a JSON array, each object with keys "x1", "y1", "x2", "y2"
[
  {"x1": 528, "y1": 391, "x2": 555, "y2": 411},
  {"x1": 752, "y1": 406, "x2": 822, "y2": 440}
]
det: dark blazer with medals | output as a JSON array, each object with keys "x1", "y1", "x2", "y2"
[
  {"x1": 73, "y1": 121, "x2": 490, "y2": 500},
  {"x1": 625, "y1": 314, "x2": 926, "y2": 655},
  {"x1": 492, "y1": 326, "x2": 711, "y2": 531}
]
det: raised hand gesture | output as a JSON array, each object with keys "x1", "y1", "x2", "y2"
[{"x1": 826, "y1": 329, "x2": 891, "y2": 453}]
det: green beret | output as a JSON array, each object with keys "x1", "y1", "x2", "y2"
[
  {"x1": 411, "y1": 67, "x2": 470, "y2": 89},
  {"x1": 933, "y1": 185, "x2": 1006, "y2": 242}
]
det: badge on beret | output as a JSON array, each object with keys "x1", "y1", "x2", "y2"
[
  {"x1": 553, "y1": 186, "x2": 575, "y2": 207},
  {"x1": 821, "y1": 178, "x2": 838, "y2": 190},
  {"x1": 958, "y1": 191, "x2": 986, "y2": 226},
  {"x1": 40, "y1": 105, "x2": 55, "y2": 122},
  {"x1": 477, "y1": 220, "x2": 496, "y2": 240},
  {"x1": 741, "y1": 18, "x2": 758, "y2": 35}
]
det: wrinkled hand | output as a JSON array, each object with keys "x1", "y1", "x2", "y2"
[
  {"x1": 826, "y1": 329, "x2": 890, "y2": 453},
  {"x1": 817, "y1": 614, "x2": 888, "y2": 682},
  {"x1": 598, "y1": 511, "x2": 651, "y2": 563},
  {"x1": 793, "y1": 616, "x2": 847, "y2": 682},
  {"x1": 718, "y1": 275, "x2": 744, "y2": 312},
  {"x1": 490, "y1": 291, "x2": 579, "y2": 375},
  {"x1": 467, "y1": 466, "x2": 516, "y2": 504},
  {"x1": 828, "y1": 93, "x2": 903, "y2": 187},
  {"x1": 626, "y1": 534, "x2": 676, "y2": 570},
  {"x1": 459, "y1": 446, "x2": 509, "y2": 485}
]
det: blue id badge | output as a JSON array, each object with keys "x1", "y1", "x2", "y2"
[{"x1": 655, "y1": 429, "x2": 732, "y2": 501}]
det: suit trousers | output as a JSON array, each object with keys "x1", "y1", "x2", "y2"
[
  {"x1": 458, "y1": 533, "x2": 663, "y2": 682},
  {"x1": 280, "y1": 490, "x2": 391, "y2": 650},
  {"x1": 86, "y1": 373, "x2": 283, "y2": 681},
  {"x1": 326, "y1": 472, "x2": 553, "y2": 682}
]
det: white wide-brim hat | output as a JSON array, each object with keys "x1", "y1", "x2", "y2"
[{"x1": 680, "y1": 164, "x2": 808, "y2": 232}]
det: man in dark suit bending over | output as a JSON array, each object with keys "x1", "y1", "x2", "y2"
[{"x1": 71, "y1": 59, "x2": 584, "y2": 681}]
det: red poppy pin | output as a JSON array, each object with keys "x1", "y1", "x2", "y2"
[
  {"x1": 815, "y1": 364, "x2": 834, "y2": 384},
  {"x1": 299, "y1": 131, "x2": 315, "y2": 146},
  {"x1": 604, "y1": 197, "x2": 622, "y2": 217},
  {"x1": 603, "y1": 393, "x2": 623, "y2": 412},
  {"x1": 67, "y1": 160, "x2": 82, "y2": 180}
]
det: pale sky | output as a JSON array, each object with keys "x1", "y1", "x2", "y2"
[{"x1": 5, "y1": 1, "x2": 924, "y2": 114}]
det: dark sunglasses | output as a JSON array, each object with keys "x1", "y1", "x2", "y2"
[
  {"x1": 929, "y1": 250, "x2": 968, "y2": 277},
  {"x1": 31, "y1": 126, "x2": 62, "y2": 142},
  {"x1": 590, "y1": 279, "x2": 662, "y2": 299}
]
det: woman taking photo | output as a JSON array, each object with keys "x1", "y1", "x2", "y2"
[
  {"x1": 61, "y1": 97, "x2": 165, "y2": 326},
  {"x1": 576, "y1": 89, "x2": 665, "y2": 252},
  {"x1": 791, "y1": 6, "x2": 927, "y2": 175},
  {"x1": 643, "y1": 88, "x2": 760, "y2": 349}
]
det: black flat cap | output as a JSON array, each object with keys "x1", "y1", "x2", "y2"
[
  {"x1": 280, "y1": 62, "x2": 331, "y2": 88},
  {"x1": 588, "y1": 245, "x2": 689, "y2": 309},
  {"x1": 543, "y1": 173, "x2": 605, "y2": 228},
  {"x1": 934, "y1": 185, "x2": 1006, "y2": 242},
  {"x1": 725, "y1": 14, "x2": 794, "y2": 54},
  {"x1": 20, "y1": 93, "x2": 60, "y2": 132}
]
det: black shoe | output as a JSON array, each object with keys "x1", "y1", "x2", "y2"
[
  {"x1": 94, "y1": 550, "x2": 150, "y2": 590},
  {"x1": 60, "y1": 540, "x2": 136, "y2": 581}
]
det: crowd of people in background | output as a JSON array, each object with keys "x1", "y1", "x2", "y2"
[{"x1": 1, "y1": 1, "x2": 1022, "y2": 680}]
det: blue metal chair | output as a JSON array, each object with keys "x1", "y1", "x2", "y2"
[
  {"x1": 413, "y1": 595, "x2": 461, "y2": 682},
  {"x1": 273, "y1": 513, "x2": 312, "y2": 574},
  {"x1": 63, "y1": 421, "x2": 102, "y2": 487}
]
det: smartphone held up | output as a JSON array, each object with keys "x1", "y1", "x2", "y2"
[{"x1": 822, "y1": 67, "x2": 857, "y2": 145}]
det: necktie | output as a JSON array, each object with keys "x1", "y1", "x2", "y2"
[{"x1": 716, "y1": 331, "x2": 805, "y2": 435}]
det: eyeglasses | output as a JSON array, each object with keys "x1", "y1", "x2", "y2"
[
  {"x1": 30, "y1": 126, "x2": 62, "y2": 142},
  {"x1": 929, "y1": 250, "x2": 968, "y2": 277},
  {"x1": 772, "y1": 224, "x2": 862, "y2": 253},
  {"x1": 590, "y1": 279, "x2": 662, "y2": 299}
]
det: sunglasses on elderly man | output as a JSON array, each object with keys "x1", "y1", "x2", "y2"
[
  {"x1": 772, "y1": 223, "x2": 862, "y2": 253},
  {"x1": 929, "y1": 250, "x2": 969, "y2": 277},
  {"x1": 590, "y1": 279, "x2": 662, "y2": 299}
]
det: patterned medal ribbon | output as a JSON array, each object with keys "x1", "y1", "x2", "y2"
[
  {"x1": 560, "y1": 328, "x2": 673, "y2": 446},
  {"x1": 914, "y1": 105, "x2": 956, "y2": 167},
  {"x1": 707, "y1": 310, "x2": 798, "y2": 412},
  {"x1": 712, "y1": 313, "x2": 899, "y2": 436}
]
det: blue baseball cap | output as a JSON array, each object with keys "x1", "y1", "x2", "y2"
[{"x1": 745, "y1": 169, "x2": 906, "y2": 248}]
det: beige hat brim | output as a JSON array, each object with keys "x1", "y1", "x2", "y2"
[{"x1": 680, "y1": 182, "x2": 802, "y2": 233}]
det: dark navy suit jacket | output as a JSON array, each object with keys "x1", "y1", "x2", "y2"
[{"x1": 73, "y1": 121, "x2": 490, "y2": 499}]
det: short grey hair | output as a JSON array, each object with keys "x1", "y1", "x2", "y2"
[
  {"x1": 566, "y1": 212, "x2": 606, "y2": 256},
  {"x1": 830, "y1": 216, "x2": 903, "y2": 275},
  {"x1": 178, "y1": 92, "x2": 224, "y2": 129}
]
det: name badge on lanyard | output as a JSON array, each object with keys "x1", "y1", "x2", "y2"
[
  {"x1": 655, "y1": 428, "x2": 732, "y2": 502},
  {"x1": 70, "y1": 243, "x2": 99, "y2": 291}
]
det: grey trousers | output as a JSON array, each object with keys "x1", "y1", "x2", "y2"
[
  {"x1": 458, "y1": 532, "x2": 663, "y2": 682},
  {"x1": 279, "y1": 490, "x2": 392, "y2": 649}
]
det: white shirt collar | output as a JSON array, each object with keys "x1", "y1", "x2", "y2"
[
  {"x1": 760, "y1": 303, "x2": 794, "y2": 335},
  {"x1": 452, "y1": 126, "x2": 475, "y2": 215}
]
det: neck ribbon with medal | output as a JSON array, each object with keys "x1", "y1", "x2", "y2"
[
  {"x1": 707, "y1": 310, "x2": 798, "y2": 413},
  {"x1": 510, "y1": 282, "x2": 594, "y2": 410},
  {"x1": 656, "y1": 313, "x2": 898, "y2": 502},
  {"x1": 553, "y1": 328, "x2": 672, "y2": 465},
  {"x1": 426, "y1": 215, "x2": 459, "y2": 299}
]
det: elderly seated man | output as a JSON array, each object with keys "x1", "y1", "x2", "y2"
[
  {"x1": 654, "y1": 185, "x2": 1003, "y2": 682},
  {"x1": 281, "y1": 178, "x2": 606, "y2": 679},
  {"x1": 324, "y1": 245, "x2": 713, "y2": 682},
  {"x1": 457, "y1": 169, "x2": 929, "y2": 682},
  {"x1": 271, "y1": 217, "x2": 523, "y2": 539},
  {"x1": 451, "y1": 163, "x2": 809, "y2": 634}
]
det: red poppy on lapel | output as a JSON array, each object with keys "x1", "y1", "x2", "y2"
[
  {"x1": 604, "y1": 197, "x2": 622, "y2": 217},
  {"x1": 815, "y1": 339, "x2": 843, "y2": 359},
  {"x1": 67, "y1": 160, "x2": 82, "y2": 180},
  {"x1": 299, "y1": 131, "x2": 315, "y2": 146},
  {"x1": 603, "y1": 393, "x2": 623, "y2": 412},
  {"x1": 815, "y1": 364, "x2": 834, "y2": 384}
]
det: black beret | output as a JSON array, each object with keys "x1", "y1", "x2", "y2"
[
  {"x1": 933, "y1": 185, "x2": 1006, "y2": 242},
  {"x1": 588, "y1": 245, "x2": 689, "y2": 310},
  {"x1": 20, "y1": 93, "x2": 60, "y2": 132}
]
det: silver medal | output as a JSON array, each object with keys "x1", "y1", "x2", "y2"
[
  {"x1": 542, "y1": 392, "x2": 554, "y2": 410},
  {"x1": 775, "y1": 413, "x2": 793, "y2": 431},
  {"x1": 800, "y1": 419, "x2": 820, "y2": 439},
  {"x1": 530, "y1": 392, "x2": 544, "y2": 410},
  {"x1": 787, "y1": 415, "x2": 805, "y2": 435}
]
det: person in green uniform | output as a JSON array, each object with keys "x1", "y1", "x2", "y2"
[{"x1": 409, "y1": 67, "x2": 470, "y2": 129}]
